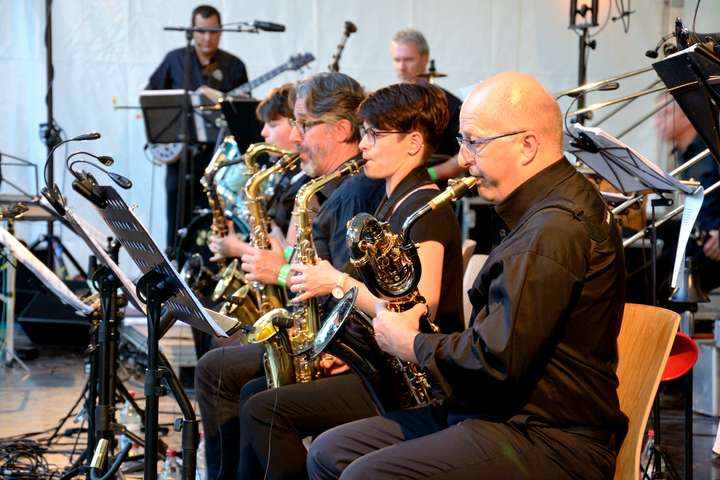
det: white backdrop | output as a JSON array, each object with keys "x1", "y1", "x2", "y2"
[{"x1": 0, "y1": 0, "x2": 718, "y2": 276}]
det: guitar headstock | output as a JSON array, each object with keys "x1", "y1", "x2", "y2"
[{"x1": 287, "y1": 53, "x2": 315, "y2": 71}]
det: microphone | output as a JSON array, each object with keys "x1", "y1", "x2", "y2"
[
  {"x1": 42, "y1": 132, "x2": 102, "y2": 216},
  {"x1": 253, "y1": 21, "x2": 285, "y2": 32},
  {"x1": 344, "y1": 21, "x2": 357, "y2": 34},
  {"x1": 646, "y1": 32, "x2": 675, "y2": 58},
  {"x1": 71, "y1": 132, "x2": 101, "y2": 142},
  {"x1": 565, "y1": 81, "x2": 619, "y2": 97},
  {"x1": 69, "y1": 159, "x2": 133, "y2": 190}
]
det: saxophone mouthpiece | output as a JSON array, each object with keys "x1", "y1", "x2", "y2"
[{"x1": 429, "y1": 176, "x2": 478, "y2": 209}]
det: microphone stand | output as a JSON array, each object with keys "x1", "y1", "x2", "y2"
[
  {"x1": 161, "y1": 23, "x2": 274, "y2": 258},
  {"x1": 329, "y1": 22, "x2": 357, "y2": 72}
]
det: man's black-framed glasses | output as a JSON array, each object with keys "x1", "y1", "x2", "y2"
[
  {"x1": 289, "y1": 118, "x2": 326, "y2": 135},
  {"x1": 360, "y1": 126, "x2": 407, "y2": 145},
  {"x1": 456, "y1": 130, "x2": 527, "y2": 155}
]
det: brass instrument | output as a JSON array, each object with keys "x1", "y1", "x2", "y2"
[
  {"x1": 211, "y1": 145, "x2": 300, "y2": 338},
  {"x1": 311, "y1": 177, "x2": 477, "y2": 413},
  {"x1": 249, "y1": 158, "x2": 368, "y2": 388},
  {"x1": 179, "y1": 137, "x2": 237, "y2": 294}
]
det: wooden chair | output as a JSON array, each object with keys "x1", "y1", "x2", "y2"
[
  {"x1": 614, "y1": 303, "x2": 680, "y2": 480},
  {"x1": 461, "y1": 239, "x2": 477, "y2": 273},
  {"x1": 462, "y1": 253, "x2": 487, "y2": 328}
]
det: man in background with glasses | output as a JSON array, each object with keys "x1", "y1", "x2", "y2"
[
  {"x1": 308, "y1": 71, "x2": 628, "y2": 479},
  {"x1": 194, "y1": 72, "x2": 383, "y2": 479}
]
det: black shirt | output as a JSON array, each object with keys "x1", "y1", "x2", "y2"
[
  {"x1": 436, "y1": 87, "x2": 461, "y2": 157},
  {"x1": 374, "y1": 169, "x2": 464, "y2": 334},
  {"x1": 311, "y1": 158, "x2": 385, "y2": 269},
  {"x1": 414, "y1": 158, "x2": 628, "y2": 439},
  {"x1": 147, "y1": 47, "x2": 248, "y2": 93},
  {"x1": 269, "y1": 166, "x2": 309, "y2": 236}
]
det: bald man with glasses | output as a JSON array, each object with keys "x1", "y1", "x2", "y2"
[{"x1": 308, "y1": 72, "x2": 628, "y2": 480}]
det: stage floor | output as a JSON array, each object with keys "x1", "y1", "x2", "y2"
[{"x1": 2, "y1": 320, "x2": 720, "y2": 479}]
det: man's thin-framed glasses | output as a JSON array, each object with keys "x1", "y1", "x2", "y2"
[
  {"x1": 289, "y1": 118, "x2": 326, "y2": 135},
  {"x1": 456, "y1": 130, "x2": 527, "y2": 155},
  {"x1": 360, "y1": 126, "x2": 407, "y2": 145}
]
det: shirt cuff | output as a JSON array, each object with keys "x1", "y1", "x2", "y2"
[{"x1": 413, "y1": 332, "x2": 445, "y2": 369}]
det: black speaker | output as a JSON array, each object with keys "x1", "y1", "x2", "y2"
[{"x1": 14, "y1": 259, "x2": 92, "y2": 347}]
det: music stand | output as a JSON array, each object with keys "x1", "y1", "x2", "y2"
[
  {"x1": 219, "y1": 98, "x2": 263, "y2": 153},
  {"x1": 0, "y1": 224, "x2": 94, "y2": 370},
  {"x1": 140, "y1": 89, "x2": 219, "y2": 145},
  {"x1": 90, "y1": 185, "x2": 238, "y2": 480},
  {"x1": 652, "y1": 43, "x2": 720, "y2": 164}
]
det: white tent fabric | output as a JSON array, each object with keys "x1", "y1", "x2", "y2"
[{"x1": 0, "y1": 0, "x2": 716, "y2": 276}]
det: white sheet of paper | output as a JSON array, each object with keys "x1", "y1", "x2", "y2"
[
  {"x1": 671, "y1": 186, "x2": 704, "y2": 288},
  {"x1": 0, "y1": 226, "x2": 93, "y2": 314},
  {"x1": 66, "y1": 209, "x2": 147, "y2": 314}
]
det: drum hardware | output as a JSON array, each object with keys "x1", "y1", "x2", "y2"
[{"x1": 417, "y1": 60, "x2": 447, "y2": 84}]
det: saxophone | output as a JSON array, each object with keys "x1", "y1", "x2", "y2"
[
  {"x1": 249, "y1": 158, "x2": 368, "y2": 388},
  {"x1": 311, "y1": 176, "x2": 477, "y2": 413},
  {"x1": 211, "y1": 145, "x2": 300, "y2": 338},
  {"x1": 178, "y1": 139, "x2": 235, "y2": 295}
]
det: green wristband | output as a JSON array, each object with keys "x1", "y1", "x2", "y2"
[
  {"x1": 283, "y1": 246, "x2": 295, "y2": 262},
  {"x1": 277, "y1": 263, "x2": 292, "y2": 287},
  {"x1": 427, "y1": 166, "x2": 439, "y2": 182}
]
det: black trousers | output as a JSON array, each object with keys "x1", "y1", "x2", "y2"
[
  {"x1": 194, "y1": 343, "x2": 266, "y2": 479},
  {"x1": 239, "y1": 374, "x2": 378, "y2": 480},
  {"x1": 307, "y1": 406, "x2": 617, "y2": 480}
]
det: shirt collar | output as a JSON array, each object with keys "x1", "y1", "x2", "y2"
[{"x1": 495, "y1": 157, "x2": 575, "y2": 230}]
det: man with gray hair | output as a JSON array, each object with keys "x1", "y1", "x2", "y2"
[
  {"x1": 391, "y1": 28, "x2": 463, "y2": 179},
  {"x1": 194, "y1": 72, "x2": 384, "y2": 479}
]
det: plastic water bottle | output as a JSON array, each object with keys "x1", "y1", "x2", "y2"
[
  {"x1": 124, "y1": 391, "x2": 143, "y2": 455},
  {"x1": 160, "y1": 449, "x2": 181, "y2": 480},
  {"x1": 196, "y1": 432, "x2": 207, "y2": 480}
]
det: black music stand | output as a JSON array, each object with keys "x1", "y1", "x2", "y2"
[
  {"x1": 219, "y1": 98, "x2": 263, "y2": 153},
  {"x1": 652, "y1": 43, "x2": 720, "y2": 164},
  {"x1": 91, "y1": 185, "x2": 238, "y2": 480},
  {"x1": 140, "y1": 89, "x2": 220, "y2": 145}
]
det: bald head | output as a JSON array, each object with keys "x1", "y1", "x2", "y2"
[
  {"x1": 457, "y1": 72, "x2": 565, "y2": 203},
  {"x1": 465, "y1": 72, "x2": 563, "y2": 156}
]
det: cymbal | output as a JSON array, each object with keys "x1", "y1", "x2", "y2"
[{"x1": 417, "y1": 71, "x2": 447, "y2": 80}]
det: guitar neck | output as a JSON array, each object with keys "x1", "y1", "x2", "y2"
[{"x1": 229, "y1": 63, "x2": 290, "y2": 96}]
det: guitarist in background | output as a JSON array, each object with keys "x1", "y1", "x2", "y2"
[{"x1": 146, "y1": 4, "x2": 248, "y2": 247}]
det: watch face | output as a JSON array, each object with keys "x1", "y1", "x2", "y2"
[{"x1": 331, "y1": 286, "x2": 344, "y2": 299}]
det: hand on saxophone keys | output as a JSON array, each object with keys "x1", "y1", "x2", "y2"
[
  {"x1": 209, "y1": 221, "x2": 250, "y2": 261},
  {"x1": 240, "y1": 236, "x2": 286, "y2": 284},
  {"x1": 372, "y1": 303, "x2": 424, "y2": 364},
  {"x1": 288, "y1": 260, "x2": 340, "y2": 303}
]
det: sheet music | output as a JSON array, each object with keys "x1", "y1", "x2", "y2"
[
  {"x1": 65, "y1": 209, "x2": 146, "y2": 314},
  {"x1": 571, "y1": 124, "x2": 694, "y2": 194},
  {"x1": 0, "y1": 226, "x2": 93, "y2": 314},
  {"x1": 671, "y1": 186, "x2": 705, "y2": 288},
  {"x1": 94, "y1": 186, "x2": 232, "y2": 336}
]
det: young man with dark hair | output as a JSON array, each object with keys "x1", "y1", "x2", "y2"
[
  {"x1": 146, "y1": 4, "x2": 249, "y2": 247},
  {"x1": 237, "y1": 81, "x2": 465, "y2": 479}
]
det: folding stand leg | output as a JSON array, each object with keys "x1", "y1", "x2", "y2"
[{"x1": 137, "y1": 270, "x2": 176, "y2": 480}]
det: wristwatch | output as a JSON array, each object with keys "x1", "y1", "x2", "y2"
[{"x1": 331, "y1": 272, "x2": 348, "y2": 299}]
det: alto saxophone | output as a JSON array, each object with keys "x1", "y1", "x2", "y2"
[
  {"x1": 179, "y1": 138, "x2": 235, "y2": 295},
  {"x1": 211, "y1": 144, "x2": 299, "y2": 337},
  {"x1": 311, "y1": 176, "x2": 477, "y2": 413},
  {"x1": 249, "y1": 158, "x2": 368, "y2": 388}
]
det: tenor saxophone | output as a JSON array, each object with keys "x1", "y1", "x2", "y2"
[
  {"x1": 249, "y1": 158, "x2": 368, "y2": 388},
  {"x1": 311, "y1": 176, "x2": 477, "y2": 413},
  {"x1": 211, "y1": 144, "x2": 299, "y2": 337}
]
